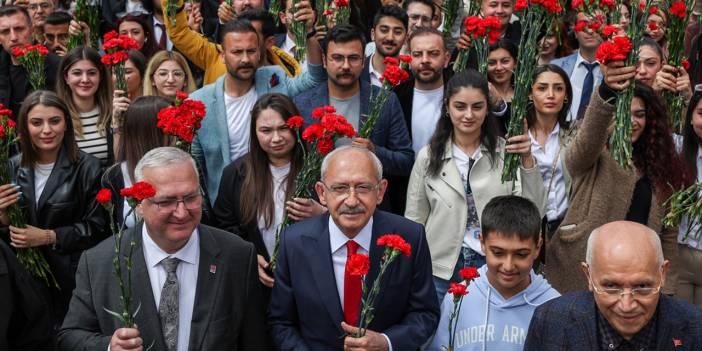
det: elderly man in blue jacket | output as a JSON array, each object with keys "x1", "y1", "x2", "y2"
[{"x1": 293, "y1": 24, "x2": 414, "y2": 211}]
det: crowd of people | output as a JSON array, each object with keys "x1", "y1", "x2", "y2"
[{"x1": 1, "y1": 0, "x2": 702, "y2": 350}]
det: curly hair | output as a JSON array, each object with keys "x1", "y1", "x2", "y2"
[{"x1": 632, "y1": 83, "x2": 692, "y2": 203}]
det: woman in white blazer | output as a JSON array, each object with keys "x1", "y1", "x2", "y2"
[{"x1": 405, "y1": 70, "x2": 546, "y2": 302}]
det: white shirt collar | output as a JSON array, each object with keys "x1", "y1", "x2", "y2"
[
  {"x1": 329, "y1": 216, "x2": 373, "y2": 254},
  {"x1": 368, "y1": 53, "x2": 383, "y2": 79},
  {"x1": 284, "y1": 34, "x2": 296, "y2": 51},
  {"x1": 142, "y1": 224, "x2": 200, "y2": 267},
  {"x1": 575, "y1": 50, "x2": 598, "y2": 68},
  {"x1": 528, "y1": 123, "x2": 560, "y2": 146},
  {"x1": 153, "y1": 16, "x2": 164, "y2": 26}
]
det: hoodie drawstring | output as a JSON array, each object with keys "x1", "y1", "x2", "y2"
[{"x1": 482, "y1": 286, "x2": 491, "y2": 351}]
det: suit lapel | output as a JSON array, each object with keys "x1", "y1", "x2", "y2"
[
  {"x1": 439, "y1": 141, "x2": 467, "y2": 197},
  {"x1": 188, "y1": 225, "x2": 222, "y2": 350},
  {"x1": 16, "y1": 165, "x2": 37, "y2": 224},
  {"x1": 565, "y1": 293, "x2": 598, "y2": 350},
  {"x1": 36, "y1": 148, "x2": 71, "y2": 213},
  {"x1": 213, "y1": 77, "x2": 231, "y2": 163},
  {"x1": 303, "y1": 215, "x2": 344, "y2": 327},
  {"x1": 360, "y1": 82, "x2": 371, "y2": 128},
  {"x1": 127, "y1": 223, "x2": 166, "y2": 350}
]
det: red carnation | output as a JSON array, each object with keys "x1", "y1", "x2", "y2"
[
  {"x1": 448, "y1": 282, "x2": 467, "y2": 297},
  {"x1": 648, "y1": 21, "x2": 658, "y2": 31},
  {"x1": 175, "y1": 90, "x2": 188, "y2": 102},
  {"x1": 596, "y1": 36, "x2": 633, "y2": 65},
  {"x1": 588, "y1": 21, "x2": 602, "y2": 32},
  {"x1": 323, "y1": 9, "x2": 333, "y2": 16},
  {"x1": 639, "y1": 0, "x2": 645, "y2": 10},
  {"x1": 302, "y1": 123, "x2": 324, "y2": 142},
  {"x1": 96, "y1": 188, "x2": 113, "y2": 205},
  {"x1": 346, "y1": 253, "x2": 370, "y2": 276},
  {"x1": 515, "y1": 0, "x2": 527, "y2": 11},
  {"x1": 5, "y1": 118, "x2": 15, "y2": 129},
  {"x1": 104, "y1": 30, "x2": 119, "y2": 42},
  {"x1": 399, "y1": 54, "x2": 412, "y2": 64},
  {"x1": 120, "y1": 181, "x2": 156, "y2": 202},
  {"x1": 649, "y1": 5, "x2": 658, "y2": 15},
  {"x1": 377, "y1": 234, "x2": 411, "y2": 257},
  {"x1": 333, "y1": 0, "x2": 348, "y2": 7},
  {"x1": 574, "y1": 20, "x2": 587, "y2": 32},
  {"x1": 311, "y1": 107, "x2": 325, "y2": 119},
  {"x1": 599, "y1": 0, "x2": 615, "y2": 9},
  {"x1": 383, "y1": 56, "x2": 399, "y2": 66},
  {"x1": 316, "y1": 137, "x2": 334, "y2": 155},
  {"x1": 670, "y1": 1, "x2": 687, "y2": 18},
  {"x1": 287, "y1": 115, "x2": 305, "y2": 129},
  {"x1": 323, "y1": 105, "x2": 337, "y2": 114},
  {"x1": 459, "y1": 267, "x2": 480, "y2": 281},
  {"x1": 571, "y1": 0, "x2": 583, "y2": 8},
  {"x1": 682, "y1": 59, "x2": 690, "y2": 71},
  {"x1": 602, "y1": 25, "x2": 619, "y2": 37}
]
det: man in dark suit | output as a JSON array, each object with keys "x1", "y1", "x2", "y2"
[
  {"x1": 269, "y1": 145, "x2": 439, "y2": 351},
  {"x1": 293, "y1": 24, "x2": 414, "y2": 213},
  {"x1": 359, "y1": 5, "x2": 408, "y2": 87},
  {"x1": 58, "y1": 147, "x2": 269, "y2": 351},
  {"x1": 0, "y1": 5, "x2": 60, "y2": 116},
  {"x1": 524, "y1": 221, "x2": 702, "y2": 350}
]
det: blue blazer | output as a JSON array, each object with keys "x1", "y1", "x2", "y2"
[
  {"x1": 550, "y1": 52, "x2": 579, "y2": 77},
  {"x1": 293, "y1": 81, "x2": 414, "y2": 176},
  {"x1": 524, "y1": 291, "x2": 702, "y2": 350},
  {"x1": 268, "y1": 210, "x2": 440, "y2": 351},
  {"x1": 191, "y1": 64, "x2": 326, "y2": 204}
]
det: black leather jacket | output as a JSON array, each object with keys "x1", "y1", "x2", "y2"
[{"x1": 0, "y1": 147, "x2": 108, "y2": 323}]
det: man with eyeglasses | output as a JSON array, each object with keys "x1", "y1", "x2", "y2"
[
  {"x1": 26, "y1": 0, "x2": 52, "y2": 42},
  {"x1": 524, "y1": 221, "x2": 702, "y2": 350},
  {"x1": 269, "y1": 145, "x2": 439, "y2": 351},
  {"x1": 59, "y1": 147, "x2": 270, "y2": 351},
  {"x1": 293, "y1": 24, "x2": 413, "y2": 211}
]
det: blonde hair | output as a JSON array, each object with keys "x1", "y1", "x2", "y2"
[{"x1": 142, "y1": 50, "x2": 197, "y2": 97}]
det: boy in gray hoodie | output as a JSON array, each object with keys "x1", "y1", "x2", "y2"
[{"x1": 428, "y1": 195, "x2": 560, "y2": 351}]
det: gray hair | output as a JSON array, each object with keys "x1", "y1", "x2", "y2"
[
  {"x1": 585, "y1": 225, "x2": 664, "y2": 268},
  {"x1": 135, "y1": 147, "x2": 200, "y2": 183},
  {"x1": 320, "y1": 145, "x2": 383, "y2": 181}
]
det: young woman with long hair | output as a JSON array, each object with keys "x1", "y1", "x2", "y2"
[
  {"x1": 118, "y1": 14, "x2": 159, "y2": 60},
  {"x1": 405, "y1": 70, "x2": 546, "y2": 302},
  {"x1": 55, "y1": 46, "x2": 114, "y2": 164},
  {"x1": 545, "y1": 61, "x2": 691, "y2": 295},
  {"x1": 526, "y1": 64, "x2": 574, "y2": 237},
  {"x1": 213, "y1": 93, "x2": 326, "y2": 292},
  {"x1": 487, "y1": 39, "x2": 517, "y2": 135},
  {"x1": 0, "y1": 90, "x2": 106, "y2": 326},
  {"x1": 142, "y1": 50, "x2": 197, "y2": 99}
]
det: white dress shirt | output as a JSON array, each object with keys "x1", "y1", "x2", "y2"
[
  {"x1": 280, "y1": 33, "x2": 308, "y2": 70},
  {"x1": 119, "y1": 162, "x2": 136, "y2": 229},
  {"x1": 142, "y1": 225, "x2": 200, "y2": 351},
  {"x1": 328, "y1": 217, "x2": 393, "y2": 350},
  {"x1": 567, "y1": 51, "x2": 602, "y2": 121},
  {"x1": 368, "y1": 53, "x2": 383, "y2": 87},
  {"x1": 528, "y1": 125, "x2": 569, "y2": 221},
  {"x1": 678, "y1": 146, "x2": 702, "y2": 249}
]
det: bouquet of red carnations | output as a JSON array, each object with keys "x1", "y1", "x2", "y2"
[
  {"x1": 12, "y1": 44, "x2": 49, "y2": 91},
  {"x1": 662, "y1": 0, "x2": 694, "y2": 133},
  {"x1": 453, "y1": 16, "x2": 501, "y2": 73},
  {"x1": 357, "y1": 55, "x2": 411, "y2": 138},
  {"x1": 334, "y1": 0, "x2": 350, "y2": 25},
  {"x1": 156, "y1": 91, "x2": 207, "y2": 153},
  {"x1": 268, "y1": 106, "x2": 356, "y2": 270},
  {"x1": 444, "y1": 267, "x2": 480, "y2": 351},
  {"x1": 96, "y1": 182, "x2": 156, "y2": 328},
  {"x1": 501, "y1": 0, "x2": 562, "y2": 182},
  {"x1": 101, "y1": 31, "x2": 140, "y2": 93},
  {"x1": 0, "y1": 105, "x2": 57, "y2": 287}
]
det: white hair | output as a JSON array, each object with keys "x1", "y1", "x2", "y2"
[
  {"x1": 320, "y1": 145, "x2": 383, "y2": 181},
  {"x1": 585, "y1": 224, "x2": 664, "y2": 268},
  {"x1": 134, "y1": 147, "x2": 200, "y2": 183}
]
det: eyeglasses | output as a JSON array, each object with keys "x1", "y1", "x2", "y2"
[
  {"x1": 148, "y1": 193, "x2": 202, "y2": 212},
  {"x1": 322, "y1": 182, "x2": 379, "y2": 198},
  {"x1": 155, "y1": 70, "x2": 185, "y2": 80},
  {"x1": 588, "y1": 273, "x2": 663, "y2": 300},
  {"x1": 28, "y1": 2, "x2": 52, "y2": 10},
  {"x1": 328, "y1": 54, "x2": 363, "y2": 65}
]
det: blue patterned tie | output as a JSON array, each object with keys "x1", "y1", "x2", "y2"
[
  {"x1": 159, "y1": 257, "x2": 180, "y2": 351},
  {"x1": 577, "y1": 61, "x2": 598, "y2": 120}
]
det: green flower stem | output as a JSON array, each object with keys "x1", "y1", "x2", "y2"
[
  {"x1": 269, "y1": 0, "x2": 283, "y2": 25},
  {"x1": 441, "y1": 0, "x2": 461, "y2": 41},
  {"x1": 664, "y1": 182, "x2": 702, "y2": 241},
  {"x1": 358, "y1": 86, "x2": 391, "y2": 139},
  {"x1": 355, "y1": 248, "x2": 400, "y2": 338},
  {"x1": 291, "y1": 0, "x2": 308, "y2": 63},
  {"x1": 662, "y1": 0, "x2": 694, "y2": 133}
]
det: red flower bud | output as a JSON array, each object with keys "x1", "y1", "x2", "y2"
[{"x1": 96, "y1": 188, "x2": 113, "y2": 205}]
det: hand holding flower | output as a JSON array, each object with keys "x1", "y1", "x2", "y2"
[
  {"x1": 9, "y1": 225, "x2": 55, "y2": 248},
  {"x1": 341, "y1": 322, "x2": 389, "y2": 351}
]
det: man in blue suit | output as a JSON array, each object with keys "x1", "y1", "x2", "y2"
[
  {"x1": 293, "y1": 24, "x2": 414, "y2": 211},
  {"x1": 524, "y1": 221, "x2": 702, "y2": 350},
  {"x1": 269, "y1": 145, "x2": 439, "y2": 351},
  {"x1": 191, "y1": 15, "x2": 325, "y2": 205}
]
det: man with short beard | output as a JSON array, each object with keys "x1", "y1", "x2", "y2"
[
  {"x1": 293, "y1": 24, "x2": 414, "y2": 212},
  {"x1": 360, "y1": 5, "x2": 407, "y2": 87},
  {"x1": 190, "y1": 18, "x2": 325, "y2": 205},
  {"x1": 42, "y1": 11, "x2": 70, "y2": 56}
]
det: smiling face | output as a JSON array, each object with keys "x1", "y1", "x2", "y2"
[
  {"x1": 635, "y1": 45, "x2": 662, "y2": 87},
  {"x1": 27, "y1": 104, "x2": 66, "y2": 158},
  {"x1": 480, "y1": 231, "x2": 541, "y2": 299},
  {"x1": 255, "y1": 108, "x2": 295, "y2": 165},
  {"x1": 539, "y1": 34, "x2": 557, "y2": 58},
  {"x1": 372, "y1": 16, "x2": 407, "y2": 59},
  {"x1": 480, "y1": 0, "x2": 512, "y2": 28},
  {"x1": 487, "y1": 48, "x2": 515, "y2": 86},
  {"x1": 630, "y1": 97, "x2": 647, "y2": 143},
  {"x1": 448, "y1": 86, "x2": 488, "y2": 138},
  {"x1": 531, "y1": 71, "x2": 567, "y2": 118},
  {"x1": 152, "y1": 60, "x2": 186, "y2": 98},
  {"x1": 64, "y1": 59, "x2": 100, "y2": 99}
]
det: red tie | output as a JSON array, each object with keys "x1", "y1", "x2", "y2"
[
  {"x1": 343, "y1": 240, "x2": 362, "y2": 326},
  {"x1": 156, "y1": 23, "x2": 167, "y2": 50}
]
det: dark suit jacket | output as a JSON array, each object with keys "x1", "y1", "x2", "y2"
[
  {"x1": 0, "y1": 51, "x2": 60, "y2": 116},
  {"x1": 292, "y1": 81, "x2": 414, "y2": 177},
  {"x1": 268, "y1": 210, "x2": 440, "y2": 351},
  {"x1": 0, "y1": 240, "x2": 53, "y2": 350},
  {"x1": 0, "y1": 148, "x2": 107, "y2": 325},
  {"x1": 524, "y1": 291, "x2": 702, "y2": 351},
  {"x1": 58, "y1": 223, "x2": 271, "y2": 350}
]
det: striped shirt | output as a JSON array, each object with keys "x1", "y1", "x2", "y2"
[{"x1": 75, "y1": 107, "x2": 109, "y2": 163}]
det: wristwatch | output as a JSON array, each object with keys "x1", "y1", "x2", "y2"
[{"x1": 306, "y1": 28, "x2": 317, "y2": 39}]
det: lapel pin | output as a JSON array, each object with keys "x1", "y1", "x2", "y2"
[
  {"x1": 673, "y1": 339, "x2": 682, "y2": 347},
  {"x1": 210, "y1": 264, "x2": 217, "y2": 274}
]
